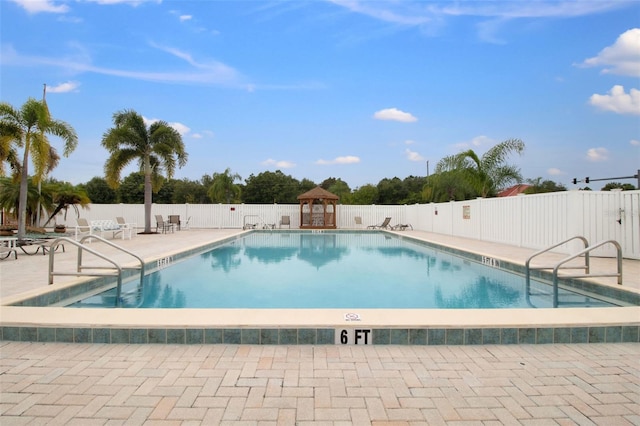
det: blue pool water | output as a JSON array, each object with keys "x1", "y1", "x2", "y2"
[{"x1": 70, "y1": 231, "x2": 615, "y2": 309}]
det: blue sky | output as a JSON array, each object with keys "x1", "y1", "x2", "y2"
[{"x1": 2, "y1": 0, "x2": 639, "y2": 191}]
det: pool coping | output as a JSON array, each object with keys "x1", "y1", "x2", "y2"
[{"x1": 1, "y1": 230, "x2": 639, "y2": 345}]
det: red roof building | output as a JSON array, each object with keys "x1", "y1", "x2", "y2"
[{"x1": 497, "y1": 184, "x2": 531, "y2": 197}]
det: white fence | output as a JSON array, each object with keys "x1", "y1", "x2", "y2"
[{"x1": 56, "y1": 190, "x2": 640, "y2": 259}]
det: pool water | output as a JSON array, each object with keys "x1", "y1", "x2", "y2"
[{"x1": 70, "y1": 231, "x2": 615, "y2": 309}]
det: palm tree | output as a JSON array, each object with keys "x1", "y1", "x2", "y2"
[
  {"x1": 43, "y1": 181, "x2": 91, "y2": 226},
  {"x1": 0, "y1": 98, "x2": 78, "y2": 240},
  {"x1": 102, "y1": 109, "x2": 187, "y2": 233},
  {"x1": 435, "y1": 138, "x2": 525, "y2": 198},
  {"x1": 208, "y1": 168, "x2": 242, "y2": 203}
]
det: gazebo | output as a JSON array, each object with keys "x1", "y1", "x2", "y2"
[{"x1": 297, "y1": 186, "x2": 339, "y2": 229}]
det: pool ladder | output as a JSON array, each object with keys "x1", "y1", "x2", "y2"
[
  {"x1": 48, "y1": 235, "x2": 145, "y2": 307},
  {"x1": 525, "y1": 236, "x2": 623, "y2": 307}
]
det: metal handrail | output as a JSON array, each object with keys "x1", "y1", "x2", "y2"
[
  {"x1": 525, "y1": 236, "x2": 589, "y2": 290},
  {"x1": 551, "y1": 240, "x2": 623, "y2": 307},
  {"x1": 48, "y1": 235, "x2": 145, "y2": 307}
]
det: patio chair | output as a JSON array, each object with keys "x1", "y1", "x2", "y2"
[
  {"x1": 182, "y1": 216, "x2": 191, "y2": 230},
  {"x1": 168, "y1": 214, "x2": 181, "y2": 231},
  {"x1": 280, "y1": 215, "x2": 291, "y2": 229},
  {"x1": 155, "y1": 215, "x2": 174, "y2": 233},
  {"x1": 116, "y1": 217, "x2": 137, "y2": 235},
  {"x1": 74, "y1": 218, "x2": 91, "y2": 240},
  {"x1": 367, "y1": 217, "x2": 392, "y2": 230},
  {"x1": 354, "y1": 216, "x2": 363, "y2": 228}
]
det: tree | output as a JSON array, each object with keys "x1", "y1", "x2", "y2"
[
  {"x1": 601, "y1": 182, "x2": 636, "y2": 191},
  {"x1": 298, "y1": 178, "x2": 317, "y2": 194},
  {"x1": 0, "y1": 98, "x2": 77, "y2": 240},
  {"x1": 172, "y1": 178, "x2": 210, "y2": 203},
  {"x1": 423, "y1": 170, "x2": 476, "y2": 202},
  {"x1": 80, "y1": 177, "x2": 117, "y2": 204},
  {"x1": 326, "y1": 179, "x2": 351, "y2": 203},
  {"x1": 351, "y1": 184, "x2": 379, "y2": 205},
  {"x1": 243, "y1": 170, "x2": 300, "y2": 203},
  {"x1": 435, "y1": 138, "x2": 525, "y2": 198},
  {"x1": 524, "y1": 177, "x2": 567, "y2": 194},
  {"x1": 0, "y1": 176, "x2": 53, "y2": 227},
  {"x1": 377, "y1": 177, "x2": 407, "y2": 204},
  {"x1": 208, "y1": 168, "x2": 242, "y2": 203},
  {"x1": 117, "y1": 172, "x2": 145, "y2": 203},
  {"x1": 43, "y1": 181, "x2": 91, "y2": 226},
  {"x1": 102, "y1": 110, "x2": 187, "y2": 233}
]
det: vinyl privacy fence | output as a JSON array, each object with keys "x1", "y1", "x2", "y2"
[{"x1": 58, "y1": 190, "x2": 639, "y2": 259}]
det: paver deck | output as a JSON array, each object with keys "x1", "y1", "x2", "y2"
[
  {"x1": 1, "y1": 341, "x2": 638, "y2": 424},
  {"x1": 1, "y1": 228, "x2": 639, "y2": 423}
]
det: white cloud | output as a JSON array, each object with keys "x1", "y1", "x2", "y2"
[
  {"x1": 453, "y1": 135, "x2": 494, "y2": 150},
  {"x1": 86, "y1": 0, "x2": 160, "y2": 5},
  {"x1": 143, "y1": 116, "x2": 191, "y2": 136},
  {"x1": 373, "y1": 108, "x2": 417, "y2": 123},
  {"x1": 589, "y1": 85, "x2": 640, "y2": 115},
  {"x1": 10, "y1": 0, "x2": 160, "y2": 13},
  {"x1": 586, "y1": 147, "x2": 609, "y2": 162},
  {"x1": 330, "y1": 1, "x2": 624, "y2": 25},
  {"x1": 191, "y1": 130, "x2": 214, "y2": 140},
  {"x1": 9, "y1": 0, "x2": 69, "y2": 14},
  {"x1": 179, "y1": 15, "x2": 192, "y2": 22},
  {"x1": 2, "y1": 42, "x2": 243, "y2": 87},
  {"x1": 405, "y1": 149, "x2": 424, "y2": 162},
  {"x1": 329, "y1": 1, "x2": 628, "y2": 43},
  {"x1": 46, "y1": 81, "x2": 80, "y2": 93},
  {"x1": 262, "y1": 159, "x2": 296, "y2": 169},
  {"x1": 169, "y1": 122, "x2": 190, "y2": 136},
  {"x1": 579, "y1": 28, "x2": 640, "y2": 76},
  {"x1": 547, "y1": 168, "x2": 564, "y2": 176},
  {"x1": 316, "y1": 156, "x2": 361, "y2": 165},
  {"x1": 470, "y1": 135, "x2": 492, "y2": 147},
  {"x1": 631, "y1": 139, "x2": 640, "y2": 146}
]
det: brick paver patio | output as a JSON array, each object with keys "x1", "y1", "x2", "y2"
[{"x1": 1, "y1": 341, "x2": 638, "y2": 424}]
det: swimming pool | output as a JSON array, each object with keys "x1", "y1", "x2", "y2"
[{"x1": 70, "y1": 231, "x2": 615, "y2": 309}]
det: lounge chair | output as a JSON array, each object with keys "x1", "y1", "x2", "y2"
[
  {"x1": 155, "y1": 215, "x2": 174, "y2": 233},
  {"x1": 392, "y1": 223, "x2": 413, "y2": 231},
  {"x1": 367, "y1": 217, "x2": 392, "y2": 230},
  {"x1": 280, "y1": 215, "x2": 291, "y2": 229},
  {"x1": 18, "y1": 238, "x2": 65, "y2": 256},
  {"x1": 75, "y1": 218, "x2": 91, "y2": 240}
]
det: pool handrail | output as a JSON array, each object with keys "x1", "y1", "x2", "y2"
[
  {"x1": 48, "y1": 235, "x2": 145, "y2": 307},
  {"x1": 525, "y1": 236, "x2": 590, "y2": 290},
  {"x1": 551, "y1": 239, "x2": 622, "y2": 308}
]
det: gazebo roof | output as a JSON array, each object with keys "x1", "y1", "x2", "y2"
[{"x1": 297, "y1": 186, "x2": 339, "y2": 200}]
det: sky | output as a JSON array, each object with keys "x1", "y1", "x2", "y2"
[{"x1": 1, "y1": 0, "x2": 639, "y2": 191}]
